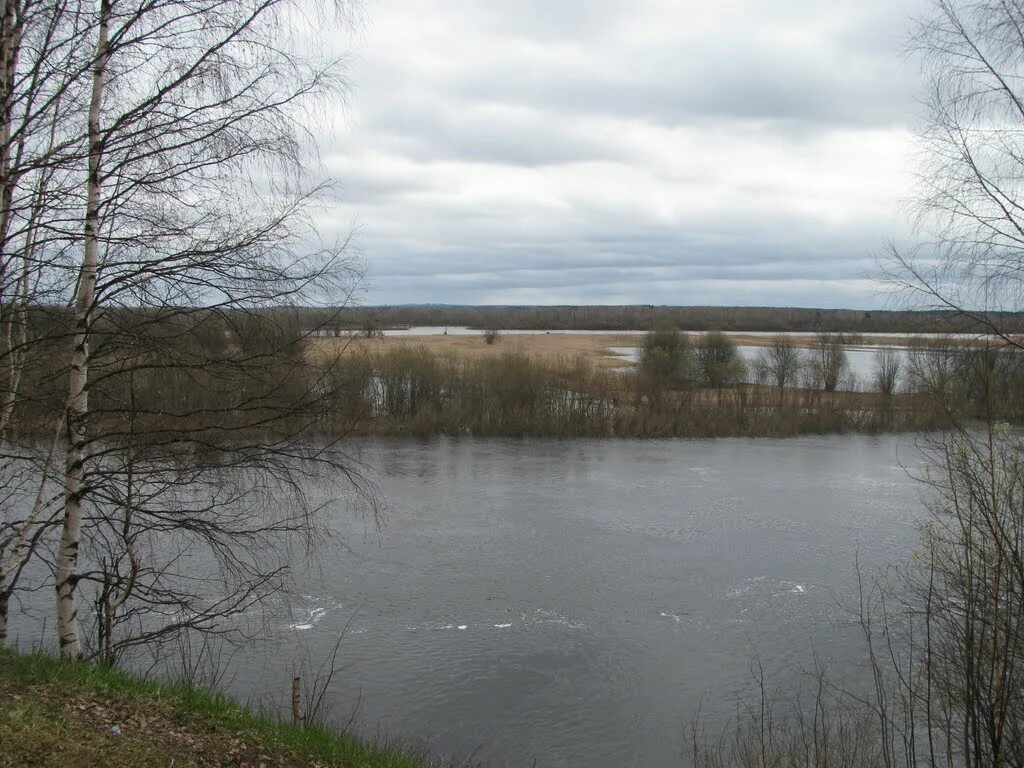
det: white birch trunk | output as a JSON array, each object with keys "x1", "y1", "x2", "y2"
[
  {"x1": 0, "y1": 585, "x2": 8, "y2": 645},
  {"x1": 0, "y1": 0, "x2": 19, "y2": 449},
  {"x1": 56, "y1": 0, "x2": 110, "y2": 660}
]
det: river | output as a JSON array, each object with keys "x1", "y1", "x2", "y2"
[
  {"x1": 5, "y1": 434, "x2": 931, "y2": 766},
  {"x1": 233, "y1": 434, "x2": 930, "y2": 767}
]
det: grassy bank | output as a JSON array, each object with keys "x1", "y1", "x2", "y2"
[{"x1": 0, "y1": 649, "x2": 437, "y2": 768}]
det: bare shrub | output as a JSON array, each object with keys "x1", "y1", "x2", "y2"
[
  {"x1": 872, "y1": 347, "x2": 901, "y2": 396},
  {"x1": 758, "y1": 335, "x2": 802, "y2": 390}
]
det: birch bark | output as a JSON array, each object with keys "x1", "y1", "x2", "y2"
[{"x1": 55, "y1": 0, "x2": 109, "y2": 660}]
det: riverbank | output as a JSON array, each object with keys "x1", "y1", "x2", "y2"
[{"x1": 0, "y1": 650, "x2": 435, "y2": 768}]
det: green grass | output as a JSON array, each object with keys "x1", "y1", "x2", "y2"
[{"x1": 0, "y1": 648, "x2": 443, "y2": 767}]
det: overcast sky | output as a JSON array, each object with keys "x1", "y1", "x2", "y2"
[{"x1": 322, "y1": 0, "x2": 930, "y2": 308}]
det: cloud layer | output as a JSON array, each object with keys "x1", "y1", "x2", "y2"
[{"x1": 323, "y1": 0, "x2": 928, "y2": 307}]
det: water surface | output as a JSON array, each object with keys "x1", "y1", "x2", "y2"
[
  {"x1": 8, "y1": 435, "x2": 928, "y2": 766},
  {"x1": 246, "y1": 435, "x2": 928, "y2": 767}
]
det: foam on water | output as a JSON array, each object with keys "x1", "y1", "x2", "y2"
[
  {"x1": 779, "y1": 580, "x2": 807, "y2": 594},
  {"x1": 285, "y1": 598, "x2": 342, "y2": 631},
  {"x1": 403, "y1": 612, "x2": 589, "y2": 633},
  {"x1": 727, "y1": 576, "x2": 811, "y2": 600},
  {"x1": 527, "y1": 608, "x2": 587, "y2": 631}
]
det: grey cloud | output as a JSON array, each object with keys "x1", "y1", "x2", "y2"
[
  {"x1": 371, "y1": 269, "x2": 884, "y2": 308},
  {"x1": 362, "y1": 0, "x2": 927, "y2": 130},
  {"x1": 360, "y1": 96, "x2": 622, "y2": 166},
  {"x1": 448, "y1": 40, "x2": 916, "y2": 131},
  {"x1": 322, "y1": 0, "x2": 929, "y2": 306},
  {"x1": 360, "y1": 226, "x2": 886, "y2": 284}
]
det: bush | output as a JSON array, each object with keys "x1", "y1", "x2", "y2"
[{"x1": 695, "y1": 331, "x2": 745, "y2": 389}]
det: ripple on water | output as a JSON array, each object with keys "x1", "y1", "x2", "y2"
[
  {"x1": 726, "y1": 576, "x2": 810, "y2": 600},
  {"x1": 399, "y1": 608, "x2": 587, "y2": 635},
  {"x1": 284, "y1": 597, "x2": 343, "y2": 632}
]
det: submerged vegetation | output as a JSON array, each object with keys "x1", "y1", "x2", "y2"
[
  {"x1": 313, "y1": 329, "x2": 1024, "y2": 439},
  {"x1": 9, "y1": 311, "x2": 1024, "y2": 442}
]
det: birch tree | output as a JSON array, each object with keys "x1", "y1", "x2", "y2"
[
  {"x1": 0, "y1": 0, "x2": 93, "y2": 647},
  {"x1": 0, "y1": 0, "x2": 364, "y2": 659},
  {"x1": 49, "y1": 0, "x2": 362, "y2": 662},
  {"x1": 55, "y1": 0, "x2": 109, "y2": 661}
]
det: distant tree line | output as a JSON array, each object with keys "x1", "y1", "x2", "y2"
[{"x1": 300, "y1": 304, "x2": 1024, "y2": 335}]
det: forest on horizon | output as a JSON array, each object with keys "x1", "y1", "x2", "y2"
[{"x1": 314, "y1": 304, "x2": 1024, "y2": 334}]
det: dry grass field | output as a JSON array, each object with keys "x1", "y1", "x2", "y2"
[
  {"x1": 309, "y1": 332, "x2": 645, "y2": 368},
  {"x1": 308, "y1": 330, "x2": 959, "y2": 370}
]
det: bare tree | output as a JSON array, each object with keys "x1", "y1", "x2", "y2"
[
  {"x1": 0, "y1": 0, "x2": 370, "y2": 661},
  {"x1": 698, "y1": 3, "x2": 1024, "y2": 763},
  {"x1": 862, "y1": 4, "x2": 1024, "y2": 752},
  {"x1": 872, "y1": 347, "x2": 901, "y2": 396},
  {"x1": 0, "y1": 1, "x2": 90, "y2": 448},
  {"x1": 805, "y1": 334, "x2": 850, "y2": 392},
  {"x1": 692, "y1": 419, "x2": 1024, "y2": 768},
  {"x1": 874, "y1": 8, "x2": 1024, "y2": 751},
  {"x1": 757, "y1": 335, "x2": 802, "y2": 390},
  {"x1": 887, "y1": 0, "x2": 1024, "y2": 344},
  {"x1": 0, "y1": 0, "x2": 97, "y2": 649},
  {"x1": 56, "y1": 0, "x2": 110, "y2": 660},
  {"x1": 59, "y1": 0, "x2": 363, "y2": 660}
]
